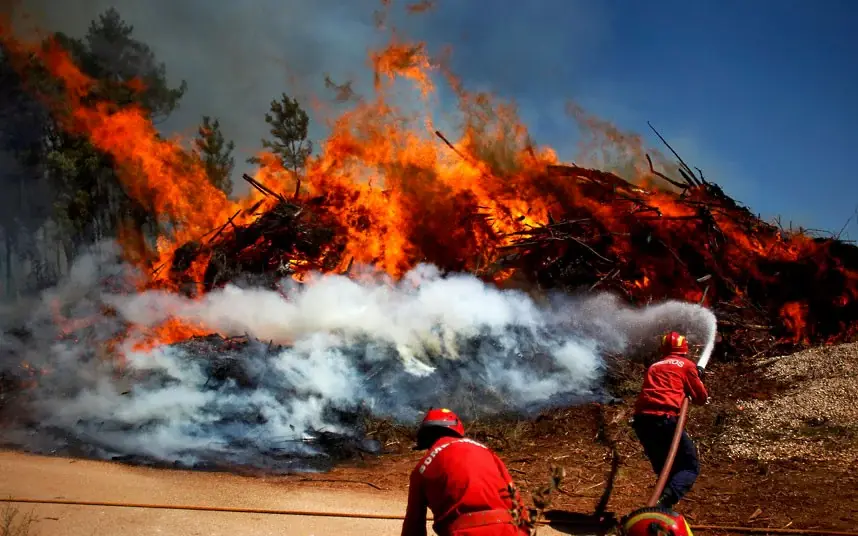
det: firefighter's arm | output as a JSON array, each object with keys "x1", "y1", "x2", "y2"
[
  {"x1": 685, "y1": 364, "x2": 709, "y2": 405},
  {"x1": 401, "y1": 470, "x2": 428, "y2": 536}
]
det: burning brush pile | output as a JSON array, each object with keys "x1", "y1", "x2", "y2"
[
  {"x1": 0, "y1": 12, "x2": 855, "y2": 473},
  {"x1": 175, "y1": 135, "x2": 858, "y2": 361}
]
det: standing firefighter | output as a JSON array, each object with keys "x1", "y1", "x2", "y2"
[
  {"x1": 632, "y1": 331, "x2": 709, "y2": 511},
  {"x1": 401, "y1": 408, "x2": 531, "y2": 536}
]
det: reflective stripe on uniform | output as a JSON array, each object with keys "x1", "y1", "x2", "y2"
[{"x1": 418, "y1": 438, "x2": 488, "y2": 474}]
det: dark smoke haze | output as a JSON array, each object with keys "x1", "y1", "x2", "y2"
[{"x1": 7, "y1": 0, "x2": 607, "y2": 178}]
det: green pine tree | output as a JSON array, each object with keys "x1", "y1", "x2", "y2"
[
  {"x1": 193, "y1": 116, "x2": 235, "y2": 197},
  {"x1": 248, "y1": 93, "x2": 312, "y2": 198}
]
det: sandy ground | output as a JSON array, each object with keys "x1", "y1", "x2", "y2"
[{"x1": 0, "y1": 450, "x2": 574, "y2": 536}]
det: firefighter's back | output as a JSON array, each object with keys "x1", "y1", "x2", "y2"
[
  {"x1": 634, "y1": 355, "x2": 695, "y2": 416},
  {"x1": 417, "y1": 437, "x2": 514, "y2": 526}
]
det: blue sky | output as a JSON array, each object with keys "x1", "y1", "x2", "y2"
[
  {"x1": 24, "y1": 0, "x2": 858, "y2": 236},
  {"x1": 399, "y1": 0, "x2": 858, "y2": 236}
]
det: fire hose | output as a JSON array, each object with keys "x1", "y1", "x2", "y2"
[{"x1": 1, "y1": 497, "x2": 856, "y2": 535}]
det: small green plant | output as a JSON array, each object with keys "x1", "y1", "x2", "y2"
[{"x1": 1, "y1": 503, "x2": 36, "y2": 536}]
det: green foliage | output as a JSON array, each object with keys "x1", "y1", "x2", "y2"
[
  {"x1": 32, "y1": 7, "x2": 188, "y2": 258},
  {"x1": 248, "y1": 93, "x2": 313, "y2": 174},
  {"x1": 193, "y1": 116, "x2": 235, "y2": 196},
  {"x1": 78, "y1": 7, "x2": 187, "y2": 121}
]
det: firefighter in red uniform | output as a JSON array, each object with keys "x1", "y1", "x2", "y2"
[
  {"x1": 401, "y1": 408, "x2": 531, "y2": 536},
  {"x1": 632, "y1": 331, "x2": 709, "y2": 511}
]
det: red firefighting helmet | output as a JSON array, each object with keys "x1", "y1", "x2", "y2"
[
  {"x1": 419, "y1": 408, "x2": 465, "y2": 438},
  {"x1": 660, "y1": 331, "x2": 688, "y2": 356},
  {"x1": 621, "y1": 506, "x2": 694, "y2": 536}
]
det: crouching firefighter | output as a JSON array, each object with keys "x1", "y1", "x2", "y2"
[
  {"x1": 631, "y1": 332, "x2": 709, "y2": 511},
  {"x1": 401, "y1": 408, "x2": 531, "y2": 536}
]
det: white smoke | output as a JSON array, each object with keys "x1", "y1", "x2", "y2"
[{"x1": 0, "y1": 242, "x2": 716, "y2": 472}]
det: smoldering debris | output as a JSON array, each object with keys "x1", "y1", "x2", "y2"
[
  {"x1": 0, "y1": 247, "x2": 716, "y2": 473},
  {"x1": 1, "y1": 328, "x2": 608, "y2": 473}
]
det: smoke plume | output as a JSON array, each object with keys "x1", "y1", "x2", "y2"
[
  {"x1": 0, "y1": 242, "x2": 716, "y2": 472},
  {"x1": 5, "y1": 0, "x2": 608, "y2": 178}
]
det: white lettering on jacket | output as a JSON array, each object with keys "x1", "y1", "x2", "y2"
[
  {"x1": 653, "y1": 358, "x2": 685, "y2": 368},
  {"x1": 418, "y1": 438, "x2": 488, "y2": 474}
]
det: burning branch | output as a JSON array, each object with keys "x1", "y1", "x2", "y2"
[
  {"x1": 646, "y1": 153, "x2": 688, "y2": 190},
  {"x1": 241, "y1": 173, "x2": 290, "y2": 206},
  {"x1": 647, "y1": 121, "x2": 705, "y2": 187},
  {"x1": 143, "y1": 118, "x2": 858, "y2": 357}
]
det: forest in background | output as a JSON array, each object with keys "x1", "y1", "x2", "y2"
[{"x1": 0, "y1": 8, "x2": 311, "y2": 299}]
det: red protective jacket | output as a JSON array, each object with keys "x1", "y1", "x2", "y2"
[
  {"x1": 400, "y1": 436, "x2": 529, "y2": 536},
  {"x1": 634, "y1": 354, "x2": 709, "y2": 417}
]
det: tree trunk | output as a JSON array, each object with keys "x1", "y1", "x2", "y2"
[
  {"x1": 5, "y1": 230, "x2": 13, "y2": 300},
  {"x1": 62, "y1": 237, "x2": 75, "y2": 270},
  {"x1": 56, "y1": 236, "x2": 62, "y2": 277}
]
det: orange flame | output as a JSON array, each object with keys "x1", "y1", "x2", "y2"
[
  {"x1": 22, "y1": 38, "x2": 284, "y2": 290},
  {"x1": 779, "y1": 301, "x2": 809, "y2": 344},
  {"x1": 127, "y1": 318, "x2": 213, "y2": 353},
  {"x1": 2, "y1": 15, "x2": 856, "y2": 351},
  {"x1": 0, "y1": 30, "x2": 289, "y2": 347}
]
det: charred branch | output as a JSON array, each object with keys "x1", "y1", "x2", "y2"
[
  {"x1": 647, "y1": 121, "x2": 703, "y2": 187},
  {"x1": 645, "y1": 153, "x2": 687, "y2": 190},
  {"x1": 145, "y1": 142, "x2": 858, "y2": 361}
]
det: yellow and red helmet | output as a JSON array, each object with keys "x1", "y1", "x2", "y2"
[
  {"x1": 621, "y1": 506, "x2": 694, "y2": 536},
  {"x1": 660, "y1": 331, "x2": 688, "y2": 356},
  {"x1": 419, "y1": 407, "x2": 465, "y2": 437}
]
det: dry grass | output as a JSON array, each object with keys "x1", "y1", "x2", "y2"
[
  {"x1": 723, "y1": 342, "x2": 858, "y2": 465},
  {"x1": 1, "y1": 503, "x2": 36, "y2": 536}
]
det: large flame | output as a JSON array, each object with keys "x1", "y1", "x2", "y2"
[
  {"x1": 9, "y1": 37, "x2": 285, "y2": 290},
  {"x1": 1, "y1": 12, "x2": 856, "y2": 351}
]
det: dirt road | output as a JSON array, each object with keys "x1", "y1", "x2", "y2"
[{"x1": 0, "y1": 450, "x2": 574, "y2": 536}]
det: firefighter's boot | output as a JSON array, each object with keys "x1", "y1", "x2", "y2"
[{"x1": 656, "y1": 489, "x2": 679, "y2": 511}]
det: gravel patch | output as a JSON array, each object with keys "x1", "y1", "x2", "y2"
[{"x1": 723, "y1": 342, "x2": 858, "y2": 465}]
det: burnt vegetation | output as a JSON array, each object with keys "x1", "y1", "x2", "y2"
[{"x1": 168, "y1": 126, "x2": 858, "y2": 363}]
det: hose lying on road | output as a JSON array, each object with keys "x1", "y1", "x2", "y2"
[{"x1": 2, "y1": 497, "x2": 855, "y2": 536}]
